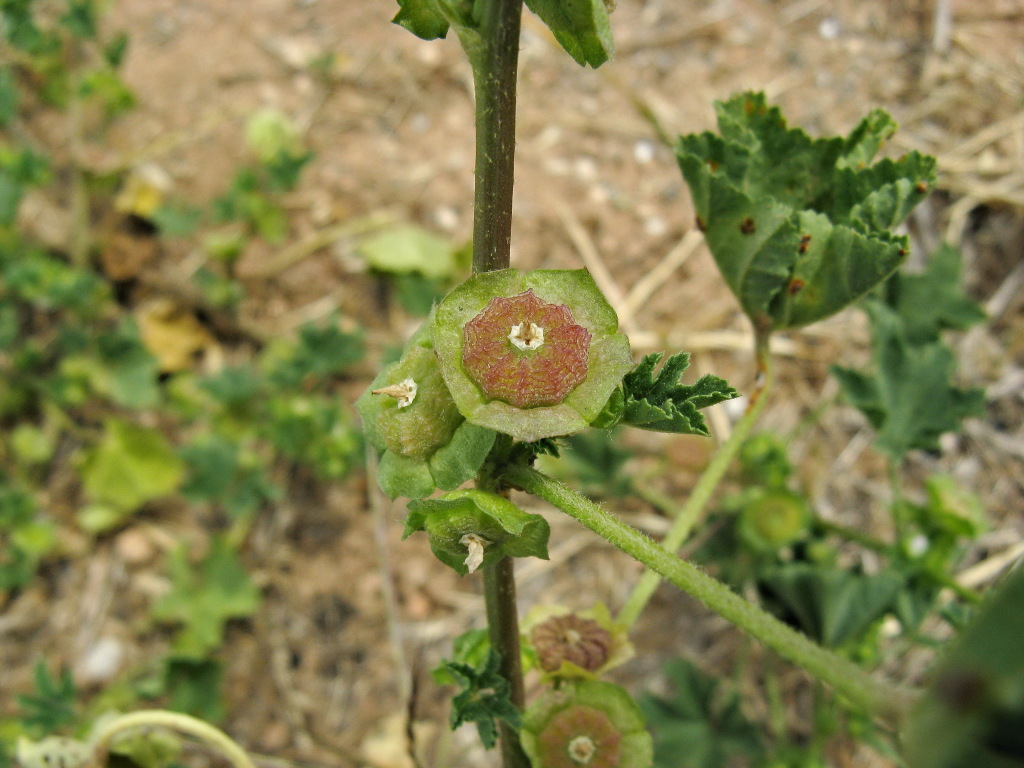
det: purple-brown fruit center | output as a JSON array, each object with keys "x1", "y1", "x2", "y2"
[
  {"x1": 537, "y1": 705, "x2": 622, "y2": 768},
  {"x1": 531, "y1": 614, "x2": 612, "y2": 673},
  {"x1": 462, "y1": 290, "x2": 591, "y2": 408}
]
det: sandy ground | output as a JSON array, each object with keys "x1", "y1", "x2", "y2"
[{"x1": 3, "y1": 1, "x2": 1024, "y2": 766}]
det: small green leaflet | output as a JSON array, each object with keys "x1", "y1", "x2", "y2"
[
  {"x1": 524, "y1": 0, "x2": 614, "y2": 68},
  {"x1": 831, "y1": 302, "x2": 985, "y2": 459},
  {"x1": 619, "y1": 352, "x2": 738, "y2": 435},
  {"x1": 150, "y1": 537, "x2": 261, "y2": 659},
  {"x1": 443, "y1": 649, "x2": 521, "y2": 749},
  {"x1": 640, "y1": 659, "x2": 764, "y2": 768},
  {"x1": 880, "y1": 243, "x2": 985, "y2": 344},
  {"x1": 677, "y1": 92, "x2": 936, "y2": 331}
]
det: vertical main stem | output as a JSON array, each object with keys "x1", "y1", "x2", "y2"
[
  {"x1": 470, "y1": 0, "x2": 523, "y2": 273},
  {"x1": 484, "y1": 557, "x2": 528, "y2": 767},
  {"x1": 467, "y1": 3, "x2": 527, "y2": 766}
]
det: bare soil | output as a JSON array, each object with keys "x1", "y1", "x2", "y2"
[{"x1": 4, "y1": 1, "x2": 1024, "y2": 767}]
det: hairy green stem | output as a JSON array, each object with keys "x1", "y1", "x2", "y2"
[
  {"x1": 467, "y1": 0, "x2": 523, "y2": 273},
  {"x1": 618, "y1": 339, "x2": 775, "y2": 628},
  {"x1": 89, "y1": 710, "x2": 256, "y2": 768},
  {"x1": 507, "y1": 464, "x2": 919, "y2": 722}
]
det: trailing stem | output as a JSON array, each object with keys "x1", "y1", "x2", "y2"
[
  {"x1": 89, "y1": 710, "x2": 256, "y2": 768},
  {"x1": 506, "y1": 464, "x2": 920, "y2": 723},
  {"x1": 618, "y1": 328, "x2": 776, "y2": 628}
]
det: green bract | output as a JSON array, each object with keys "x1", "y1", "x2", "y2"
[
  {"x1": 404, "y1": 489, "x2": 550, "y2": 576},
  {"x1": 432, "y1": 269, "x2": 634, "y2": 442},
  {"x1": 521, "y1": 679, "x2": 653, "y2": 768},
  {"x1": 356, "y1": 324, "x2": 495, "y2": 499},
  {"x1": 677, "y1": 92, "x2": 936, "y2": 331}
]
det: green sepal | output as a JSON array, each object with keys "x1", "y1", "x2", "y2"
[
  {"x1": 524, "y1": 0, "x2": 614, "y2": 68},
  {"x1": 405, "y1": 489, "x2": 550, "y2": 576},
  {"x1": 378, "y1": 450, "x2": 436, "y2": 500},
  {"x1": 432, "y1": 268, "x2": 633, "y2": 442},
  {"x1": 620, "y1": 352, "x2": 738, "y2": 435},
  {"x1": 677, "y1": 92, "x2": 936, "y2": 331},
  {"x1": 429, "y1": 421, "x2": 497, "y2": 491},
  {"x1": 392, "y1": 0, "x2": 450, "y2": 40},
  {"x1": 521, "y1": 679, "x2": 653, "y2": 768}
]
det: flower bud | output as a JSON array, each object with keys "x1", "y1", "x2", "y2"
[
  {"x1": 737, "y1": 489, "x2": 810, "y2": 553},
  {"x1": 357, "y1": 322, "x2": 495, "y2": 499},
  {"x1": 404, "y1": 489, "x2": 550, "y2": 575}
]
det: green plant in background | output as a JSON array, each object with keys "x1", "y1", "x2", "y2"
[
  {"x1": 370, "y1": 3, "x2": 1012, "y2": 768},
  {"x1": 2, "y1": 0, "x2": 1015, "y2": 767},
  {"x1": 0, "y1": 0, "x2": 366, "y2": 747}
]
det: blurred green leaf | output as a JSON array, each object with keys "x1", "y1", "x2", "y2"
[
  {"x1": 263, "y1": 321, "x2": 364, "y2": 389},
  {"x1": 151, "y1": 204, "x2": 202, "y2": 237},
  {"x1": 881, "y1": 243, "x2": 985, "y2": 344},
  {"x1": 524, "y1": 0, "x2": 614, "y2": 68},
  {"x1": 95, "y1": 322, "x2": 161, "y2": 408},
  {"x1": 758, "y1": 563, "x2": 902, "y2": 648},
  {"x1": 59, "y1": 0, "x2": 97, "y2": 38},
  {"x1": 556, "y1": 429, "x2": 633, "y2": 497},
  {"x1": 180, "y1": 436, "x2": 277, "y2": 519},
  {"x1": 676, "y1": 92, "x2": 935, "y2": 330},
  {"x1": 0, "y1": 67, "x2": 18, "y2": 126},
  {"x1": 357, "y1": 225, "x2": 457, "y2": 280},
  {"x1": 640, "y1": 659, "x2": 764, "y2": 768},
  {"x1": 905, "y1": 566, "x2": 1024, "y2": 768},
  {"x1": 831, "y1": 303, "x2": 985, "y2": 459},
  {"x1": 80, "y1": 418, "x2": 185, "y2": 516},
  {"x1": 102, "y1": 31, "x2": 129, "y2": 67},
  {"x1": 17, "y1": 661, "x2": 76, "y2": 735},
  {"x1": 160, "y1": 658, "x2": 225, "y2": 722},
  {"x1": 151, "y1": 537, "x2": 261, "y2": 659},
  {"x1": 393, "y1": 272, "x2": 446, "y2": 316}
]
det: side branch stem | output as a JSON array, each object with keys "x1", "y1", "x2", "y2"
[
  {"x1": 618, "y1": 333, "x2": 776, "y2": 628},
  {"x1": 507, "y1": 464, "x2": 919, "y2": 723}
]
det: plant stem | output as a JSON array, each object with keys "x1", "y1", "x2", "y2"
[
  {"x1": 465, "y1": 3, "x2": 527, "y2": 766},
  {"x1": 467, "y1": 0, "x2": 523, "y2": 273},
  {"x1": 888, "y1": 456, "x2": 908, "y2": 550},
  {"x1": 89, "y1": 710, "x2": 256, "y2": 768},
  {"x1": 617, "y1": 334, "x2": 775, "y2": 629},
  {"x1": 506, "y1": 464, "x2": 919, "y2": 723},
  {"x1": 484, "y1": 557, "x2": 529, "y2": 768}
]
